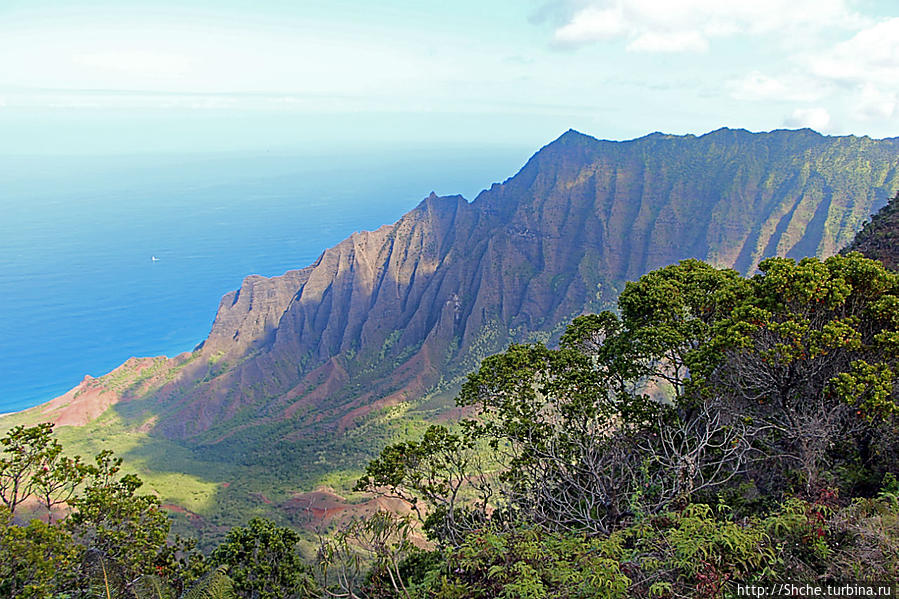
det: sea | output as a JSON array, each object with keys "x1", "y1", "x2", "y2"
[{"x1": 0, "y1": 145, "x2": 532, "y2": 413}]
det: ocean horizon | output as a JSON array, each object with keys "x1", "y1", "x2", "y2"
[{"x1": 0, "y1": 144, "x2": 532, "y2": 413}]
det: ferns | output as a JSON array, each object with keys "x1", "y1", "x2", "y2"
[
  {"x1": 133, "y1": 575, "x2": 177, "y2": 599},
  {"x1": 181, "y1": 566, "x2": 236, "y2": 599}
]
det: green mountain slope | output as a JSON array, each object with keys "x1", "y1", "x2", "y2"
[
  {"x1": 5, "y1": 127, "x2": 899, "y2": 535},
  {"x1": 846, "y1": 190, "x2": 899, "y2": 270}
]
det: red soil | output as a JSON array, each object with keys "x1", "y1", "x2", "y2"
[{"x1": 35, "y1": 357, "x2": 161, "y2": 427}]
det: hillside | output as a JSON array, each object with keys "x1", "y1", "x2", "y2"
[
  {"x1": 846, "y1": 190, "x2": 899, "y2": 269},
  {"x1": 5, "y1": 127, "x2": 899, "y2": 531}
]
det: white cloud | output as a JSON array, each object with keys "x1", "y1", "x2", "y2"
[
  {"x1": 783, "y1": 107, "x2": 832, "y2": 131},
  {"x1": 727, "y1": 71, "x2": 824, "y2": 103},
  {"x1": 627, "y1": 31, "x2": 708, "y2": 53},
  {"x1": 806, "y1": 18, "x2": 899, "y2": 86},
  {"x1": 552, "y1": 0, "x2": 865, "y2": 52},
  {"x1": 854, "y1": 84, "x2": 897, "y2": 120},
  {"x1": 728, "y1": 17, "x2": 899, "y2": 130},
  {"x1": 554, "y1": 7, "x2": 627, "y2": 44}
]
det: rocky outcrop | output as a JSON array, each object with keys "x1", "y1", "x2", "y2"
[{"x1": 28, "y1": 128, "x2": 899, "y2": 454}]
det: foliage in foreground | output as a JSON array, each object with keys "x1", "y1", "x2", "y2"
[
  {"x1": 0, "y1": 426, "x2": 205, "y2": 598},
  {"x1": 355, "y1": 253, "x2": 899, "y2": 597},
  {"x1": 389, "y1": 491, "x2": 897, "y2": 599}
]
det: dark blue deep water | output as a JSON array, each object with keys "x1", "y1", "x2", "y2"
[{"x1": 0, "y1": 145, "x2": 530, "y2": 413}]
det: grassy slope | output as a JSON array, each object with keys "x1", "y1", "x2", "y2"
[{"x1": 0, "y1": 386, "x2": 444, "y2": 550}]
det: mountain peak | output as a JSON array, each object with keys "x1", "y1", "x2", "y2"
[
  {"x1": 560, "y1": 127, "x2": 588, "y2": 138},
  {"x1": 547, "y1": 129, "x2": 597, "y2": 147},
  {"x1": 521, "y1": 129, "x2": 603, "y2": 168}
]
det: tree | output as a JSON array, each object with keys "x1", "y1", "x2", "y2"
[
  {"x1": 316, "y1": 511, "x2": 416, "y2": 599},
  {"x1": 210, "y1": 517, "x2": 318, "y2": 599},
  {"x1": 355, "y1": 425, "x2": 492, "y2": 545},
  {"x1": 67, "y1": 449, "x2": 173, "y2": 590},
  {"x1": 0, "y1": 505, "x2": 81, "y2": 598},
  {"x1": 0, "y1": 425, "x2": 203, "y2": 596},
  {"x1": 0, "y1": 423, "x2": 91, "y2": 522},
  {"x1": 360, "y1": 255, "x2": 899, "y2": 546},
  {"x1": 710, "y1": 254, "x2": 899, "y2": 496},
  {"x1": 0, "y1": 423, "x2": 56, "y2": 515},
  {"x1": 32, "y1": 447, "x2": 89, "y2": 524}
]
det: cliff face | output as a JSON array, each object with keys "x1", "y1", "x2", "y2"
[
  {"x1": 846, "y1": 190, "x2": 899, "y2": 270},
  {"x1": 32, "y1": 128, "x2": 899, "y2": 450}
]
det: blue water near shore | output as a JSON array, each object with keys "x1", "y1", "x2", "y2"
[{"x1": 0, "y1": 145, "x2": 530, "y2": 413}]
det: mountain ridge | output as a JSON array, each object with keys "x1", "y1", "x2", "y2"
[{"x1": 6, "y1": 128, "x2": 899, "y2": 495}]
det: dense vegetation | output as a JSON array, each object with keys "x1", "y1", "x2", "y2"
[
  {"x1": 846, "y1": 190, "x2": 899, "y2": 270},
  {"x1": 351, "y1": 253, "x2": 899, "y2": 597},
  {"x1": 2, "y1": 252, "x2": 897, "y2": 597}
]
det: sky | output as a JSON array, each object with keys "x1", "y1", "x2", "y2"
[{"x1": 1, "y1": 0, "x2": 898, "y2": 154}]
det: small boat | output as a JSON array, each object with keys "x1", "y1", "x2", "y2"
[{"x1": 151, "y1": 256, "x2": 160, "y2": 262}]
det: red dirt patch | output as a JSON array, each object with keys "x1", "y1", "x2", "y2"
[
  {"x1": 283, "y1": 487, "x2": 416, "y2": 528},
  {"x1": 250, "y1": 492, "x2": 273, "y2": 505},
  {"x1": 162, "y1": 503, "x2": 204, "y2": 523}
]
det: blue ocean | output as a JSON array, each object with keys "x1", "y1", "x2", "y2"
[{"x1": 0, "y1": 145, "x2": 531, "y2": 413}]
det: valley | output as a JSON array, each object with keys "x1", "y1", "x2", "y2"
[{"x1": 4, "y1": 127, "x2": 899, "y2": 541}]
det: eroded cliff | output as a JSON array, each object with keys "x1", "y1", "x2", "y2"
[{"x1": 27, "y1": 128, "x2": 899, "y2": 458}]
